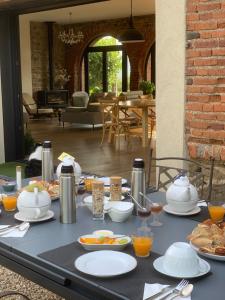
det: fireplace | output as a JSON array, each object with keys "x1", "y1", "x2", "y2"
[{"x1": 37, "y1": 90, "x2": 69, "y2": 108}]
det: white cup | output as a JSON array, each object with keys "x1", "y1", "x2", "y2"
[{"x1": 163, "y1": 242, "x2": 201, "y2": 277}]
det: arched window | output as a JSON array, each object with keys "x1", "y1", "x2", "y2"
[
  {"x1": 145, "y1": 42, "x2": 155, "y2": 84},
  {"x1": 82, "y1": 36, "x2": 130, "y2": 94}
]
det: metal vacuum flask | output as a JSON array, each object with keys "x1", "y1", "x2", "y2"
[{"x1": 131, "y1": 158, "x2": 146, "y2": 215}]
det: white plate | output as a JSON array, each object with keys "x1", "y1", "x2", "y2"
[
  {"x1": 97, "y1": 177, "x2": 127, "y2": 186},
  {"x1": 78, "y1": 234, "x2": 131, "y2": 251},
  {"x1": 153, "y1": 256, "x2": 210, "y2": 279},
  {"x1": 190, "y1": 242, "x2": 225, "y2": 262},
  {"x1": 14, "y1": 210, "x2": 54, "y2": 222},
  {"x1": 75, "y1": 250, "x2": 137, "y2": 277},
  {"x1": 163, "y1": 205, "x2": 201, "y2": 216}
]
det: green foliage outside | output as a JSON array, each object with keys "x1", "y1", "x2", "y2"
[{"x1": 89, "y1": 36, "x2": 122, "y2": 95}]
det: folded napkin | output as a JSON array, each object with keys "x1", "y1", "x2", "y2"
[
  {"x1": 143, "y1": 283, "x2": 191, "y2": 300},
  {"x1": 0, "y1": 225, "x2": 29, "y2": 237}
]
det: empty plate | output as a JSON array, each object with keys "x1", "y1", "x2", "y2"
[
  {"x1": 14, "y1": 210, "x2": 54, "y2": 223},
  {"x1": 163, "y1": 205, "x2": 201, "y2": 216},
  {"x1": 75, "y1": 250, "x2": 137, "y2": 277}
]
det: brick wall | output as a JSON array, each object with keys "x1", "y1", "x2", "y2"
[
  {"x1": 65, "y1": 15, "x2": 155, "y2": 92},
  {"x1": 186, "y1": 0, "x2": 225, "y2": 161}
]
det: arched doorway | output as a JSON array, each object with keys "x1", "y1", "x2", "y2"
[
  {"x1": 145, "y1": 42, "x2": 155, "y2": 84},
  {"x1": 82, "y1": 36, "x2": 130, "y2": 94}
]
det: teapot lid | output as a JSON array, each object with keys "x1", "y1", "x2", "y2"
[{"x1": 173, "y1": 175, "x2": 190, "y2": 187}]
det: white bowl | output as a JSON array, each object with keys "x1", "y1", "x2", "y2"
[
  {"x1": 163, "y1": 242, "x2": 201, "y2": 277},
  {"x1": 167, "y1": 199, "x2": 197, "y2": 213},
  {"x1": 107, "y1": 204, "x2": 133, "y2": 223},
  {"x1": 104, "y1": 201, "x2": 134, "y2": 213}
]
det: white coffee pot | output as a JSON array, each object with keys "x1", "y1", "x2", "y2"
[
  {"x1": 17, "y1": 186, "x2": 51, "y2": 219},
  {"x1": 166, "y1": 175, "x2": 199, "y2": 212},
  {"x1": 56, "y1": 157, "x2": 81, "y2": 185}
]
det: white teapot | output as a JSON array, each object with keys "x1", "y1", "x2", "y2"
[
  {"x1": 17, "y1": 185, "x2": 51, "y2": 219},
  {"x1": 166, "y1": 175, "x2": 199, "y2": 213},
  {"x1": 56, "y1": 157, "x2": 81, "y2": 185}
]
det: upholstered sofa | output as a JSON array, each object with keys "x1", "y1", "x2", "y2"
[{"x1": 61, "y1": 91, "x2": 105, "y2": 128}]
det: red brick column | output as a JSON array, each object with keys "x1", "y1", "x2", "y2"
[{"x1": 186, "y1": 0, "x2": 225, "y2": 161}]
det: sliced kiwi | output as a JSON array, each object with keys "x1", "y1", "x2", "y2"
[{"x1": 118, "y1": 238, "x2": 128, "y2": 245}]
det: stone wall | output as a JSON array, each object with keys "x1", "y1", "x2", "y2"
[
  {"x1": 30, "y1": 22, "x2": 65, "y2": 97},
  {"x1": 186, "y1": 0, "x2": 225, "y2": 162},
  {"x1": 30, "y1": 15, "x2": 155, "y2": 95}
]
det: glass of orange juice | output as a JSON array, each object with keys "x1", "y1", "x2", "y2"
[
  {"x1": 2, "y1": 195, "x2": 17, "y2": 211},
  {"x1": 208, "y1": 200, "x2": 225, "y2": 223},
  {"x1": 84, "y1": 177, "x2": 94, "y2": 192},
  {"x1": 132, "y1": 227, "x2": 153, "y2": 258}
]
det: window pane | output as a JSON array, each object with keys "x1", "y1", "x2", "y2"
[
  {"x1": 88, "y1": 52, "x2": 103, "y2": 94},
  {"x1": 107, "y1": 51, "x2": 122, "y2": 94}
]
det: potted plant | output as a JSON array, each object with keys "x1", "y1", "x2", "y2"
[
  {"x1": 54, "y1": 65, "x2": 71, "y2": 89},
  {"x1": 139, "y1": 80, "x2": 155, "y2": 99}
]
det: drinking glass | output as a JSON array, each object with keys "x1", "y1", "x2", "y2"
[
  {"x1": 2, "y1": 195, "x2": 17, "y2": 211},
  {"x1": 92, "y1": 180, "x2": 104, "y2": 220},
  {"x1": 208, "y1": 200, "x2": 225, "y2": 223},
  {"x1": 137, "y1": 201, "x2": 151, "y2": 229},
  {"x1": 132, "y1": 227, "x2": 153, "y2": 258},
  {"x1": 150, "y1": 202, "x2": 164, "y2": 227},
  {"x1": 110, "y1": 176, "x2": 122, "y2": 201}
]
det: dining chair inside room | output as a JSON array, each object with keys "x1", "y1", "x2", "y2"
[
  {"x1": 147, "y1": 148, "x2": 215, "y2": 201},
  {"x1": 99, "y1": 99, "x2": 130, "y2": 148}
]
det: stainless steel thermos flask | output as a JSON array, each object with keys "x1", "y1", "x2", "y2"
[
  {"x1": 59, "y1": 164, "x2": 76, "y2": 223},
  {"x1": 42, "y1": 141, "x2": 54, "y2": 182},
  {"x1": 131, "y1": 158, "x2": 146, "y2": 215}
]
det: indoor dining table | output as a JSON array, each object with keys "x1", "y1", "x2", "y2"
[
  {"x1": 118, "y1": 99, "x2": 155, "y2": 147},
  {"x1": 0, "y1": 191, "x2": 223, "y2": 300}
]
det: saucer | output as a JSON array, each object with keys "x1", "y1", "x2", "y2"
[
  {"x1": 153, "y1": 256, "x2": 210, "y2": 279},
  {"x1": 163, "y1": 205, "x2": 201, "y2": 216},
  {"x1": 14, "y1": 210, "x2": 54, "y2": 222}
]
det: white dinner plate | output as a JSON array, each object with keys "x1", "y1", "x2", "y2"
[
  {"x1": 163, "y1": 205, "x2": 201, "y2": 216},
  {"x1": 78, "y1": 234, "x2": 131, "y2": 251},
  {"x1": 75, "y1": 250, "x2": 137, "y2": 277},
  {"x1": 153, "y1": 256, "x2": 210, "y2": 279},
  {"x1": 14, "y1": 210, "x2": 54, "y2": 223},
  {"x1": 190, "y1": 242, "x2": 225, "y2": 262},
  {"x1": 97, "y1": 177, "x2": 127, "y2": 186}
]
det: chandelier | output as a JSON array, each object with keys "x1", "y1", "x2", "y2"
[{"x1": 58, "y1": 12, "x2": 84, "y2": 45}]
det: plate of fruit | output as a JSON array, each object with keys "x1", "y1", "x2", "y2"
[{"x1": 78, "y1": 231, "x2": 131, "y2": 251}]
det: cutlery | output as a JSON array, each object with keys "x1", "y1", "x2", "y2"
[
  {"x1": 127, "y1": 193, "x2": 147, "y2": 211},
  {"x1": 0, "y1": 222, "x2": 30, "y2": 236},
  {"x1": 169, "y1": 284, "x2": 193, "y2": 300},
  {"x1": 158, "y1": 279, "x2": 189, "y2": 300},
  {"x1": 145, "y1": 285, "x2": 173, "y2": 300},
  {"x1": 139, "y1": 192, "x2": 153, "y2": 204}
]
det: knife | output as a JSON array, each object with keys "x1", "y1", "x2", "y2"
[{"x1": 145, "y1": 286, "x2": 174, "y2": 300}]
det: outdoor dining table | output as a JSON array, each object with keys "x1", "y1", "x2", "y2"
[{"x1": 0, "y1": 189, "x2": 223, "y2": 300}]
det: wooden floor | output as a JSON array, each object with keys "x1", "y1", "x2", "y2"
[{"x1": 27, "y1": 118, "x2": 155, "y2": 180}]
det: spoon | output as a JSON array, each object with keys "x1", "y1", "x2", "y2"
[
  {"x1": 127, "y1": 193, "x2": 147, "y2": 211},
  {"x1": 169, "y1": 284, "x2": 193, "y2": 300},
  {"x1": 139, "y1": 192, "x2": 153, "y2": 204}
]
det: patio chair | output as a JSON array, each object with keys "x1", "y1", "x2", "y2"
[
  {"x1": 147, "y1": 148, "x2": 215, "y2": 201},
  {"x1": 0, "y1": 290, "x2": 30, "y2": 299},
  {"x1": 22, "y1": 93, "x2": 54, "y2": 118}
]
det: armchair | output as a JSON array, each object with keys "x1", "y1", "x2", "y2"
[{"x1": 22, "y1": 93, "x2": 54, "y2": 118}]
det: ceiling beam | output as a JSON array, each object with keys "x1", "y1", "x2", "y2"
[{"x1": 0, "y1": 0, "x2": 109, "y2": 14}]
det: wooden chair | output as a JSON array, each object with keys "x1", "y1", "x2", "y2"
[
  {"x1": 100, "y1": 99, "x2": 129, "y2": 147},
  {"x1": 22, "y1": 93, "x2": 54, "y2": 118},
  {"x1": 147, "y1": 149, "x2": 215, "y2": 201}
]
